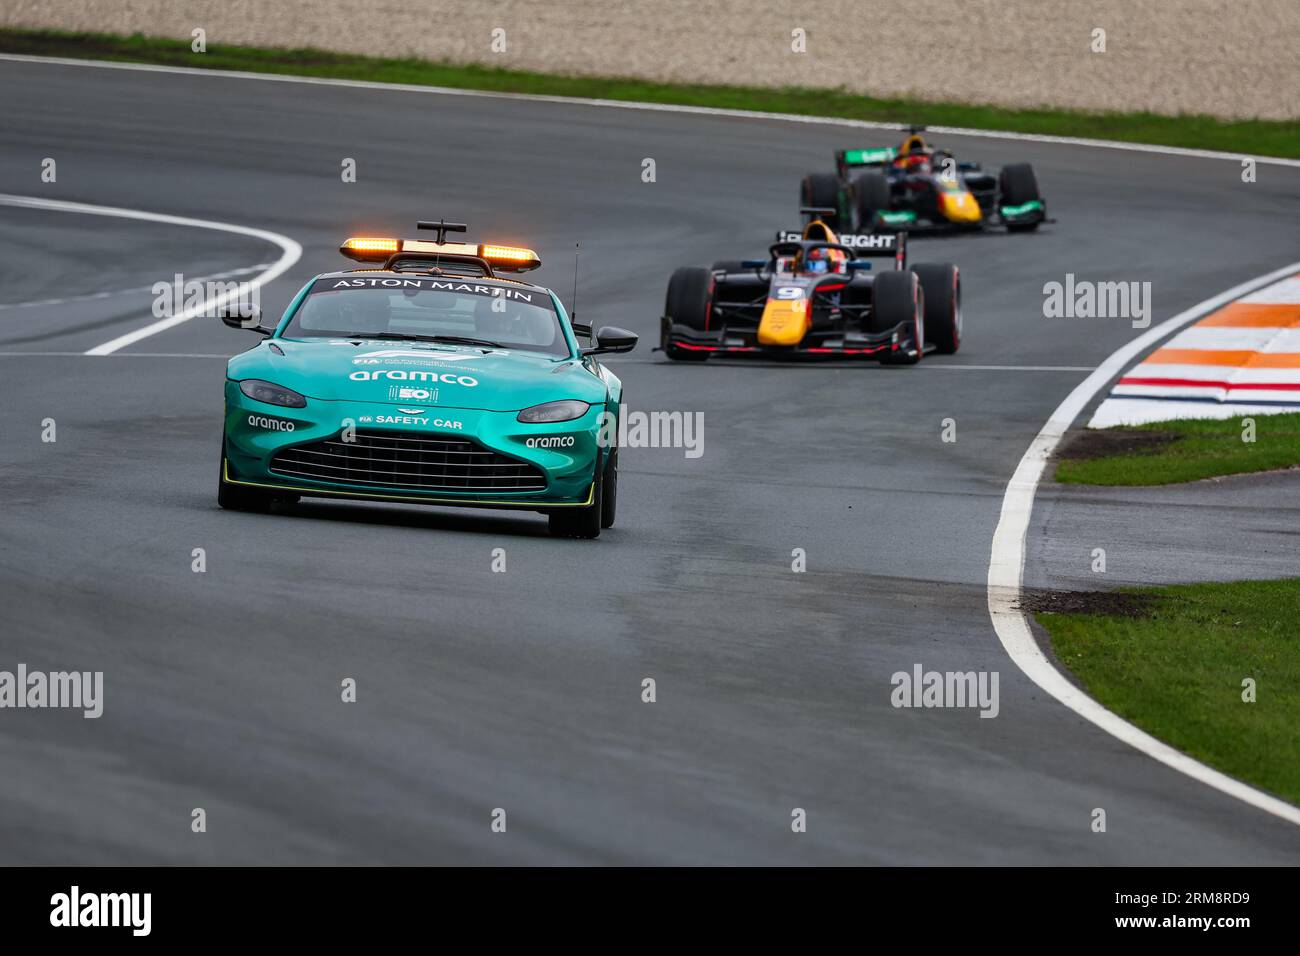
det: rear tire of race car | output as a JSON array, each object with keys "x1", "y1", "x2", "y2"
[
  {"x1": 217, "y1": 444, "x2": 276, "y2": 512},
  {"x1": 853, "y1": 172, "x2": 891, "y2": 232},
  {"x1": 869, "y1": 270, "x2": 924, "y2": 365},
  {"x1": 600, "y1": 445, "x2": 618, "y2": 529},
  {"x1": 548, "y1": 456, "x2": 603, "y2": 539},
  {"x1": 1000, "y1": 163, "x2": 1042, "y2": 233},
  {"x1": 663, "y1": 266, "x2": 712, "y2": 362},
  {"x1": 912, "y1": 262, "x2": 961, "y2": 354},
  {"x1": 800, "y1": 172, "x2": 842, "y2": 228}
]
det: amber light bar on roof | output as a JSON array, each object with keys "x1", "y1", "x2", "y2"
[
  {"x1": 339, "y1": 237, "x2": 399, "y2": 259},
  {"x1": 480, "y1": 244, "x2": 535, "y2": 262},
  {"x1": 478, "y1": 244, "x2": 541, "y2": 272},
  {"x1": 339, "y1": 236, "x2": 541, "y2": 272}
]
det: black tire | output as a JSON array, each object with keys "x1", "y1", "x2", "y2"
[
  {"x1": 662, "y1": 266, "x2": 712, "y2": 362},
  {"x1": 600, "y1": 445, "x2": 618, "y2": 529},
  {"x1": 800, "y1": 172, "x2": 842, "y2": 228},
  {"x1": 217, "y1": 443, "x2": 275, "y2": 512},
  {"x1": 869, "y1": 270, "x2": 924, "y2": 365},
  {"x1": 912, "y1": 262, "x2": 961, "y2": 354},
  {"x1": 665, "y1": 266, "x2": 712, "y2": 329},
  {"x1": 853, "y1": 171, "x2": 891, "y2": 231},
  {"x1": 999, "y1": 163, "x2": 1042, "y2": 232},
  {"x1": 711, "y1": 260, "x2": 748, "y2": 273},
  {"x1": 548, "y1": 456, "x2": 603, "y2": 539}
]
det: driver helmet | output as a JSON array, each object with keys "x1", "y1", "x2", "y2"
[
  {"x1": 903, "y1": 153, "x2": 931, "y2": 174},
  {"x1": 800, "y1": 246, "x2": 847, "y2": 275},
  {"x1": 898, "y1": 133, "x2": 929, "y2": 155}
]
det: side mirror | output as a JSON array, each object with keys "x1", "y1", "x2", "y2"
[
  {"x1": 582, "y1": 326, "x2": 638, "y2": 355},
  {"x1": 218, "y1": 304, "x2": 272, "y2": 334}
]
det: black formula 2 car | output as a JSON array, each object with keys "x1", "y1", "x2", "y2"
[
  {"x1": 799, "y1": 126, "x2": 1048, "y2": 234},
  {"x1": 660, "y1": 214, "x2": 960, "y2": 363}
]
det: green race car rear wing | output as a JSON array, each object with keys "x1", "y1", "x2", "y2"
[{"x1": 837, "y1": 147, "x2": 897, "y2": 167}]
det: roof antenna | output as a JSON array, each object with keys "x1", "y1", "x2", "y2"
[
  {"x1": 571, "y1": 242, "x2": 580, "y2": 329},
  {"x1": 417, "y1": 219, "x2": 468, "y2": 244}
]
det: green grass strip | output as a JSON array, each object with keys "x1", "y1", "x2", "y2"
[
  {"x1": 1055, "y1": 413, "x2": 1300, "y2": 485},
  {"x1": 1037, "y1": 579, "x2": 1300, "y2": 806},
  {"x1": 2, "y1": 28, "x2": 1298, "y2": 159}
]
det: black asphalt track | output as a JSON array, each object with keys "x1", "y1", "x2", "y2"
[{"x1": 1, "y1": 58, "x2": 1298, "y2": 863}]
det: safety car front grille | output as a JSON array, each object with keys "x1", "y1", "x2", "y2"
[{"x1": 270, "y1": 430, "x2": 546, "y2": 493}]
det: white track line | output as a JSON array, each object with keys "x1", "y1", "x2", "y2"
[
  {"x1": 1, "y1": 53, "x2": 1297, "y2": 168},
  {"x1": 918, "y1": 364, "x2": 1094, "y2": 372},
  {"x1": 0, "y1": 194, "x2": 301, "y2": 355},
  {"x1": 0, "y1": 263, "x2": 271, "y2": 311},
  {"x1": 0, "y1": 353, "x2": 1095, "y2": 371},
  {"x1": 0, "y1": 352, "x2": 228, "y2": 358},
  {"x1": 988, "y1": 260, "x2": 1300, "y2": 827}
]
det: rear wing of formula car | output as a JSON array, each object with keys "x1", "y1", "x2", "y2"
[
  {"x1": 835, "y1": 147, "x2": 897, "y2": 176},
  {"x1": 774, "y1": 229, "x2": 908, "y2": 269}
]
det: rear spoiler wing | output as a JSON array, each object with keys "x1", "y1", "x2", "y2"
[
  {"x1": 835, "y1": 147, "x2": 897, "y2": 171},
  {"x1": 774, "y1": 230, "x2": 908, "y2": 268}
]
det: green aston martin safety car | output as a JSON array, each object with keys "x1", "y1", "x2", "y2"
[{"x1": 217, "y1": 220, "x2": 636, "y2": 538}]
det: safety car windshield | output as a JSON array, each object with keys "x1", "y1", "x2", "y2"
[{"x1": 282, "y1": 277, "x2": 570, "y2": 356}]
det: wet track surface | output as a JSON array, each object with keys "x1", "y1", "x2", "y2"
[{"x1": 1, "y1": 59, "x2": 1298, "y2": 863}]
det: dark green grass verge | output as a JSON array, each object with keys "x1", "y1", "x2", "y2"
[
  {"x1": 1035, "y1": 579, "x2": 1300, "y2": 806},
  {"x1": 2, "y1": 29, "x2": 1297, "y2": 158},
  {"x1": 1055, "y1": 413, "x2": 1300, "y2": 485}
]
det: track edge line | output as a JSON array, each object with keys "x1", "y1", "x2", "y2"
[
  {"x1": 0, "y1": 193, "x2": 301, "y2": 355},
  {"x1": 987, "y1": 259, "x2": 1300, "y2": 828}
]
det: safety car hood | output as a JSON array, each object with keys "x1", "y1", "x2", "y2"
[{"x1": 226, "y1": 338, "x2": 606, "y2": 411}]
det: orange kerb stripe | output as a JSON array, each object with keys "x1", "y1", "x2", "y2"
[
  {"x1": 1146, "y1": 348, "x2": 1300, "y2": 368},
  {"x1": 1197, "y1": 303, "x2": 1300, "y2": 328}
]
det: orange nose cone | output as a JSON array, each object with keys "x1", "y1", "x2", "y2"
[
  {"x1": 758, "y1": 298, "x2": 811, "y2": 345},
  {"x1": 940, "y1": 191, "x2": 982, "y2": 223}
]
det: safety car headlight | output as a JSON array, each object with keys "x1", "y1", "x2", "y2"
[
  {"x1": 517, "y1": 400, "x2": 590, "y2": 423},
  {"x1": 239, "y1": 379, "x2": 307, "y2": 408}
]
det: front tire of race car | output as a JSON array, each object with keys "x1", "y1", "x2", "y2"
[
  {"x1": 548, "y1": 455, "x2": 604, "y2": 539},
  {"x1": 852, "y1": 172, "x2": 891, "y2": 232},
  {"x1": 662, "y1": 266, "x2": 712, "y2": 362},
  {"x1": 912, "y1": 262, "x2": 961, "y2": 354},
  {"x1": 869, "y1": 270, "x2": 924, "y2": 365},
  {"x1": 800, "y1": 172, "x2": 842, "y2": 228},
  {"x1": 1000, "y1": 163, "x2": 1042, "y2": 232}
]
